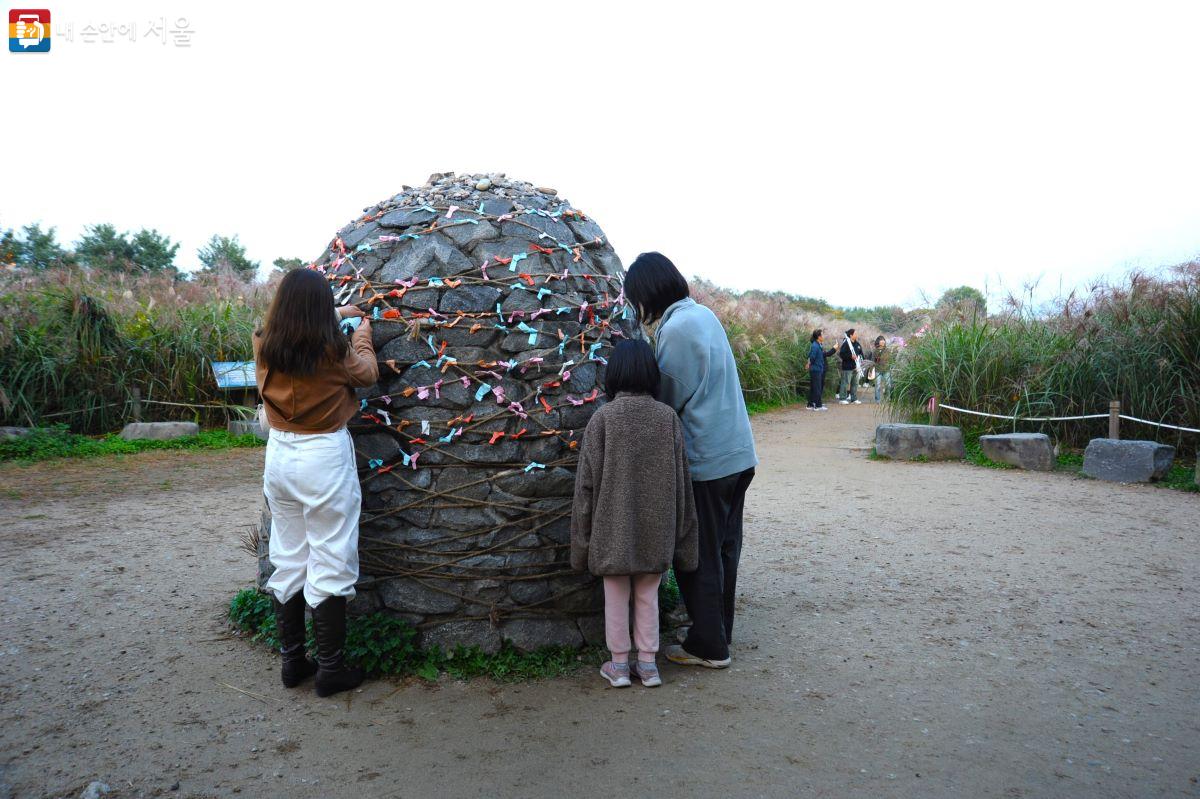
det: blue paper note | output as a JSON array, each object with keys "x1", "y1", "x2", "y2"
[{"x1": 517, "y1": 322, "x2": 538, "y2": 345}]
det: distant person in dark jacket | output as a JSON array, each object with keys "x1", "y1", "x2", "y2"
[
  {"x1": 837, "y1": 329, "x2": 864, "y2": 405},
  {"x1": 571, "y1": 339, "x2": 699, "y2": 688},
  {"x1": 872, "y1": 335, "x2": 892, "y2": 402},
  {"x1": 806, "y1": 329, "x2": 835, "y2": 411}
]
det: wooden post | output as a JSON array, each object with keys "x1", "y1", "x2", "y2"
[
  {"x1": 930, "y1": 394, "x2": 940, "y2": 426},
  {"x1": 1108, "y1": 399, "x2": 1120, "y2": 440},
  {"x1": 131, "y1": 387, "x2": 142, "y2": 422}
]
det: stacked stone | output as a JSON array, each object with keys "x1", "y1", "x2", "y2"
[{"x1": 256, "y1": 173, "x2": 634, "y2": 653}]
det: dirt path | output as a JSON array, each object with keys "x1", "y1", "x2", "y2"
[{"x1": 1, "y1": 405, "x2": 1197, "y2": 799}]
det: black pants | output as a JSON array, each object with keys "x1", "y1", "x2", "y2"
[
  {"x1": 808, "y1": 370, "x2": 826, "y2": 407},
  {"x1": 676, "y1": 467, "x2": 755, "y2": 661}
]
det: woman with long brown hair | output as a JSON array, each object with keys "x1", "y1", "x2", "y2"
[{"x1": 254, "y1": 267, "x2": 378, "y2": 697}]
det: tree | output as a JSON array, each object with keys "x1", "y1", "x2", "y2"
[
  {"x1": 129, "y1": 228, "x2": 180, "y2": 275},
  {"x1": 0, "y1": 224, "x2": 18, "y2": 266},
  {"x1": 76, "y1": 224, "x2": 180, "y2": 274},
  {"x1": 936, "y1": 285, "x2": 987, "y2": 317},
  {"x1": 15, "y1": 223, "x2": 70, "y2": 270},
  {"x1": 272, "y1": 257, "x2": 306, "y2": 275},
  {"x1": 198, "y1": 234, "x2": 260, "y2": 280},
  {"x1": 75, "y1": 223, "x2": 135, "y2": 270}
]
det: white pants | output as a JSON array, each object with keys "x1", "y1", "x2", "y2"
[{"x1": 263, "y1": 427, "x2": 361, "y2": 607}]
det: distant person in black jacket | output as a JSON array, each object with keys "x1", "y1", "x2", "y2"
[
  {"x1": 806, "y1": 329, "x2": 837, "y2": 411},
  {"x1": 837, "y1": 329, "x2": 864, "y2": 405}
]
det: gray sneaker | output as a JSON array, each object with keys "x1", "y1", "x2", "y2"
[
  {"x1": 600, "y1": 661, "x2": 631, "y2": 688},
  {"x1": 632, "y1": 660, "x2": 663, "y2": 687}
]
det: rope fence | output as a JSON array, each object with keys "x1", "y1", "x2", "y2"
[
  {"x1": 931, "y1": 396, "x2": 1200, "y2": 436},
  {"x1": 937, "y1": 404, "x2": 1108, "y2": 423}
]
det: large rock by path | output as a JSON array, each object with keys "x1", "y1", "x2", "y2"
[
  {"x1": 1082, "y1": 438, "x2": 1175, "y2": 483},
  {"x1": 979, "y1": 433, "x2": 1055, "y2": 471},
  {"x1": 119, "y1": 421, "x2": 199, "y2": 441},
  {"x1": 227, "y1": 419, "x2": 268, "y2": 441},
  {"x1": 875, "y1": 424, "x2": 965, "y2": 461}
]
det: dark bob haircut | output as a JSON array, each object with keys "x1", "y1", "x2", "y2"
[
  {"x1": 845, "y1": 328, "x2": 856, "y2": 337},
  {"x1": 603, "y1": 339, "x2": 661, "y2": 401},
  {"x1": 623, "y1": 252, "x2": 689, "y2": 324},
  {"x1": 811, "y1": 328, "x2": 823, "y2": 342}
]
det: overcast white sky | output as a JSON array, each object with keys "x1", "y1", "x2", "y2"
[{"x1": 5, "y1": 0, "x2": 1199, "y2": 307}]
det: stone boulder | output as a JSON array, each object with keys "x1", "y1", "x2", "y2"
[
  {"x1": 1082, "y1": 439, "x2": 1175, "y2": 483},
  {"x1": 254, "y1": 173, "x2": 633, "y2": 653},
  {"x1": 875, "y1": 424, "x2": 965, "y2": 460},
  {"x1": 422, "y1": 619, "x2": 503, "y2": 655},
  {"x1": 119, "y1": 421, "x2": 199, "y2": 441},
  {"x1": 979, "y1": 432, "x2": 1055, "y2": 471},
  {"x1": 227, "y1": 418, "x2": 268, "y2": 441},
  {"x1": 0, "y1": 426, "x2": 34, "y2": 440},
  {"x1": 499, "y1": 617, "x2": 584, "y2": 651}
]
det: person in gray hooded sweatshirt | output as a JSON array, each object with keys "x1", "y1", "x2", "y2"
[{"x1": 623, "y1": 252, "x2": 758, "y2": 669}]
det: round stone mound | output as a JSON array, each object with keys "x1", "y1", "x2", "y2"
[{"x1": 256, "y1": 173, "x2": 634, "y2": 653}]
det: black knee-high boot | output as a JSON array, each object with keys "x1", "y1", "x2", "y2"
[
  {"x1": 273, "y1": 594, "x2": 318, "y2": 688},
  {"x1": 311, "y1": 596, "x2": 364, "y2": 697}
]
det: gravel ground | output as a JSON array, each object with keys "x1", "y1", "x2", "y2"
[{"x1": 0, "y1": 404, "x2": 1197, "y2": 799}]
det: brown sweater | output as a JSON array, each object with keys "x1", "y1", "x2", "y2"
[
  {"x1": 570, "y1": 393, "x2": 699, "y2": 576},
  {"x1": 253, "y1": 325, "x2": 379, "y2": 433}
]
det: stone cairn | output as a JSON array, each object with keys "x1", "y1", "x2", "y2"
[{"x1": 256, "y1": 173, "x2": 635, "y2": 653}]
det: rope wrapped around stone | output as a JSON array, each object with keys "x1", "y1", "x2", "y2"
[{"x1": 256, "y1": 175, "x2": 635, "y2": 652}]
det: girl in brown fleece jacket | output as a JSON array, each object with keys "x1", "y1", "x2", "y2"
[{"x1": 571, "y1": 340, "x2": 699, "y2": 688}]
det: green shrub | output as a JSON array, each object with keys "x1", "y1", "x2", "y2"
[
  {"x1": 0, "y1": 425, "x2": 263, "y2": 462},
  {"x1": 0, "y1": 268, "x2": 266, "y2": 433},
  {"x1": 658, "y1": 568, "x2": 680, "y2": 613},
  {"x1": 887, "y1": 267, "x2": 1200, "y2": 457}
]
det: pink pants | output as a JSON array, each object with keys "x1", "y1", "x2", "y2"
[{"x1": 603, "y1": 574, "x2": 662, "y2": 664}]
